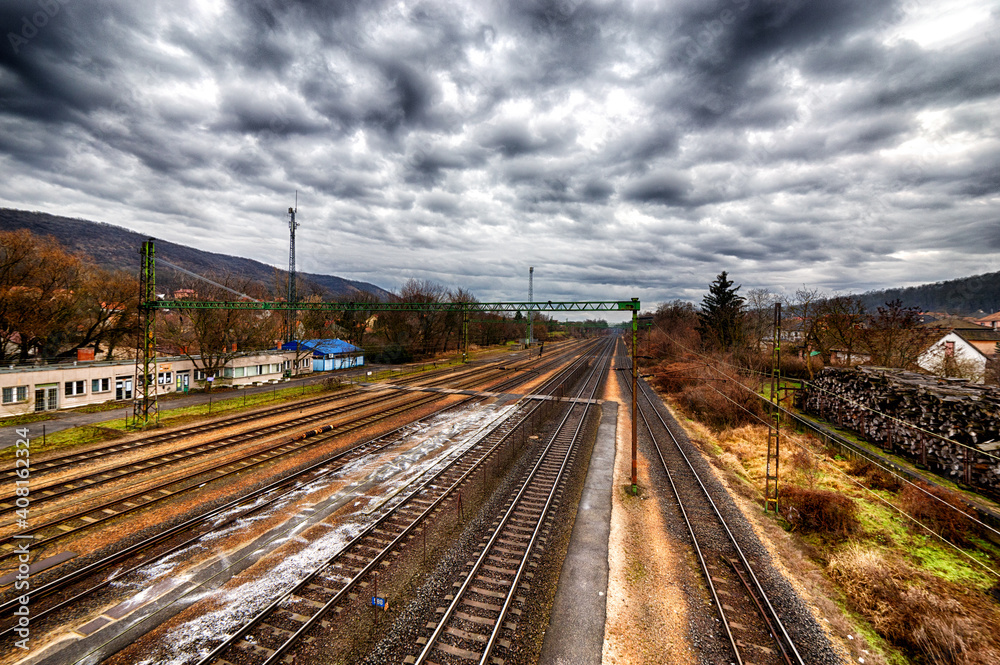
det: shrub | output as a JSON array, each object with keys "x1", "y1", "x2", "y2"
[
  {"x1": 843, "y1": 457, "x2": 904, "y2": 492},
  {"x1": 829, "y1": 545, "x2": 1000, "y2": 665},
  {"x1": 897, "y1": 482, "x2": 982, "y2": 548},
  {"x1": 780, "y1": 484, "x2": 859, "y2": 536},
  {"x1": 650, "y1": 361, "x2": 702, "y2": 393},
  {"x1": 675, "y1": 379, "x2": 767, "y2": 431}
]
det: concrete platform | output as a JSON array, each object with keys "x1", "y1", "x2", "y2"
[{"x1": 539, "y1": 400, "x2": 617, "y2": 665}]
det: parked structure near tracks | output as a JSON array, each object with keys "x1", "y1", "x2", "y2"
[
  {"x1": 0, "y1": 348, "x2": 311, "y2": 417},
  {"x1": 281, "y1": 338, "x2": 364, "y2": 371},
  {"x1": 801, "y1": 367, "x2": 1000, "y2": 496}
]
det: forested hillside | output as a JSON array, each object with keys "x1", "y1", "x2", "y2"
[
  {"x1": 0, "y1": 208, "x2": 389, "y2": 300},
  {"x1": 859, "y1": 271, "x2": 1000, "y2": 315}
]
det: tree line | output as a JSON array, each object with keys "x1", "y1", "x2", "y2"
[
  {"x1": 642, "y1": 271, "x2": 943, "y2": 429},
  {"x1": 1, "y1": 230, "x2": 599, "y2": 374},
  {"x1": 0, "y1": 229, "x2": 137, "y2": 363}
]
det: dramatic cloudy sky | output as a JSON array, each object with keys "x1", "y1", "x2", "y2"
[{"x1": 1, "y1": 0, "x2": 998, "y2": 319}]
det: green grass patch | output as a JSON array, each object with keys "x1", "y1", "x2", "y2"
[
  {"x1": 0, "y1": 412, "x2": 53, "y2": 427},
  {"x1": 0, "y1": 381, "x2": 344, "y2": 461}
]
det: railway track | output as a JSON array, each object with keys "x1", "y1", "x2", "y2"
[
  {"x1": 0, "y1": 353, "x2": 531, "y2": 494},
  {"x1": 407, "y1": 337, "x2": 613, "y2": 665},
  {"x1": 42, "y1": 340, "x2": 603, "y2": 665},
  {"x1": 0, "y1": 349, "x2": 574, "y2": 565},
  {"x1": 618, "y1": 339, "x2": 804, "y2": 665},
  {"x1": 0, "y1": 341, "x2": 600, "y2": 659}
]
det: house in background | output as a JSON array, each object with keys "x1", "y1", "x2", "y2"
[
  {"x1": 282, "y1": 339, "x2": 364, "y2": 372},
  {"x1": 918, "y1": 327, "x2": 1000, "y2": 383},
  {"x1": 975, "y1": 310, "x2": 1000, "y2": 330}
]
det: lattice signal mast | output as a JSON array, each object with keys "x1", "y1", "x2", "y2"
[
  {"x1": 764, "y1": 302, "x2": 782, "y2": 513},
  {"x1": 528, "y1": 266, "x2": 534, "y2": 345},
  {"x1": 286, "y1": 193, "x2": 298, "y2": 342}
]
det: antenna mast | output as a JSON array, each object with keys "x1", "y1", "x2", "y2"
[{"x1": 287, "y1": 192, "x2": 298, "y2": 342}]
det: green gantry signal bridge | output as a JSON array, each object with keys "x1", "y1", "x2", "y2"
[
  {"x1": 151, "y1": 299, "x2": 640, "y2": 313},
  {"x1": 133, "y1": 239, "x2": 641, "y2": 431}
]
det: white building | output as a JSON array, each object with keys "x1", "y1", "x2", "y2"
[
  {"x1": 0, "y1": 349, "x2": 312, "y2": 417},
  {"x1": 918, "y1": 329, "x2": 1000, "y2": 383}
]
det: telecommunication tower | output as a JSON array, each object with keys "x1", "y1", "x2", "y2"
[{"x1": 286, "y1": 193, "x2": 298, "y2": 342}]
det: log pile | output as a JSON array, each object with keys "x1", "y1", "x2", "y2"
[{"x1": 801, "y1": 367, "x2": 1000, "y2": 496}]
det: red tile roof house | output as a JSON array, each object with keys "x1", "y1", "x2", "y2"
[{"x1": 975, "y1": 310, "x2": 1000, "y2": 330}]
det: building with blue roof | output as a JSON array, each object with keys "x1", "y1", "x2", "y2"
[{"x1": 281, "y1": 339, "x2": 364, "y2": 372}]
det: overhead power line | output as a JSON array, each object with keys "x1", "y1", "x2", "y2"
[{"x1": 158, "y1": 258, "x2": 261, "y2": 302}]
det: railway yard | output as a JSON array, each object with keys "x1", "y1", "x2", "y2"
[{"x1": 4, "y1": 337, "x2": 846, "y2": 665}]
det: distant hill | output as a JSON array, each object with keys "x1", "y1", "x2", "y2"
[
  {"x1": 0, "y1": 208, "x2": 391, "y2": 300},
  {"x1": 858, "y1": 271, "x2": 1000, "y2": 315}
]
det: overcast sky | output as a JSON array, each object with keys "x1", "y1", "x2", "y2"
[{"x1": 1, "y1": 0, "x2": 998, "y2": 320}]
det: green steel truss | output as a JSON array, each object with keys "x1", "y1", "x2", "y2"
[
  {"x1": 151, "y1": 299, "x2": 640, "y2": 312},
  {"x1": 131, "y1": 238, "x2": 639, "y2": 428}
]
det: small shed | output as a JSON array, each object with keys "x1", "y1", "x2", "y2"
[{"x1": 282, "y1": 339, "x2": 364, "y2": 372}]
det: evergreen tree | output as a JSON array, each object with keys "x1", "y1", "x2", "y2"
[{"x1": 698, "y1": 271, "x2": 746, "y2": 351}]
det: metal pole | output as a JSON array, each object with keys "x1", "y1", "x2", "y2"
[{"x1": 631, "y1": 299, "x2": 638, "y2": 494}]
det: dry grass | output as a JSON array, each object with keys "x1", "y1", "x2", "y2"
[
  {"x1": 828, "y1": 544, "x2": 1000, "y2": 665},
  {"x1": 897, "y1": 482, "x2": 983, "y2": 549},
  {"x1": 845, "y1": 457, "x2": 905, "y2": 493},
  {"x1": 780, "y1": 485, "x2": 859, "y2": 537}
]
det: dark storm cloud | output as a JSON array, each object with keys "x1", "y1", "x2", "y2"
[
  {"x1": 0, "y1": 0, "x2": 997, "y2": 309},
  {"x1": 623, "y1": 170, "x2": 691, "y2": 206}
]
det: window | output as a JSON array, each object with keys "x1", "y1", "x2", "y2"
[
  {"x1": 2, "y1": 386, "x2": 27, "y2": 403},
  {"x1": 157, "y1": 371, "x2": 173, "y2": 385},
  {"x1": 944, "y1": 341, "x2": 955, "y2": 357},
  {"x1": 64, "y1": 380, "x2": 85, "y2": 396},
  {"x1": 256, "y1": 364, "x2": 265, "y2": 375},
  {"x1": 223, "y1": 367, "x2": 234, "y2": 378},
  {"x1": 246, "y1": 365, "x2": 258, "y2": 377},
  {"x1": 301, "y1": 358, "x2": 310, "y2": 368},
  {"x1": 92, "y1": 378, "x2": 111, "y2": 393},
  {"x1": 234, "y1": 367, "x2": 245, "y2": 378},
  {"x1": 270, "y1": 363, "x2": 280, "y2": 373},
  {"x1": 194, "y1": 369, "x2": 206, "y2": 381}
]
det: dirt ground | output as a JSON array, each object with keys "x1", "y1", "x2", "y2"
[
  {"x1": 602, "y1": 366, "x2": 697, "y2": 664},
  {"x1": 601, "y1": 364, "x2": 858, "y2": 665}
]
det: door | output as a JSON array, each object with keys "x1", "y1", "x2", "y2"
[
  {"x1": 34, "y1": 386, "x2": 58, "y2": 411},
  {"x1": 116, "y1": 378, "x2": 133, "y2": 400}
]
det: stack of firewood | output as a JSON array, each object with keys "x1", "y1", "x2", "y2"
[{"x1": 801, "y1": 367, "x2": 1000, "y2": 495}]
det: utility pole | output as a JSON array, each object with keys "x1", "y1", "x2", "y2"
[
  {"x1": 631, "y1": 298, "x2": 638, "y2": 494},
  {"x1": 286, "y1": 193, "x2": 298, "y2": 343},
  {"x1": 133, "y1": 239, "x2": 158, "y2": 428},
  {"x1": 528, "y1": 266, "x2": 534, "y2": 346},
  {"x1": 765, "y1": 302, "x2": 781, "y2": 512}
]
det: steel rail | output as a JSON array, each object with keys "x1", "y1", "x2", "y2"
[
  {"x1": 0, "y1": 355, "x2": 562, "y2": 565},
  {"x1": 617, "y1": 340, "x2": 745, "y2": 665},
  {"x1": 413, "y1": 337, "x2": 613, "y2": 665},
  {"x1": 621, "y1": 343, "x2": 804, "y2": 665},
  {"x1": 179, "y1": 342, "x2": 602, "y2": 665},
  {"x1": 0, "y1": 345, "x2": 539, "y2": 486},
  {"x1": 0, "y1": 342, "x2": 596, "y2": 639},
  {"x1": 0, "y1": 359, "x2": 520, "y2": 520}
]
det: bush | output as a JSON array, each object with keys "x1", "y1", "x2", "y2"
[
  {"x1": 675, "y1": 381, "x2": 766, "y2": 430},
  {"x1": 780, "y1": 485, "x2": 859, "y2": 536},
  {"x1": 829, "y1": 545, "x2": 1000, "y2": 665},
  {"x1": 650, "y1": 361, "x2": 702, "y2": 393},
  {"x1": 844, "y1": 458, "x2": 904, "y2": 492},
  {"x1": 897, "y1": 482, "x2": 982, "y2": 548}
]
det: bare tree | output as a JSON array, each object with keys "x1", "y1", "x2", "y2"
[
  {"x1": 861, "y1": 300, "x2": 929, "y2": 369},
  {"x1": 815, "y1": 295, "x2": 867, "y2": 366},
  {"x1": 159, "y1": 276, "x2": 281, "y2": 388}
]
